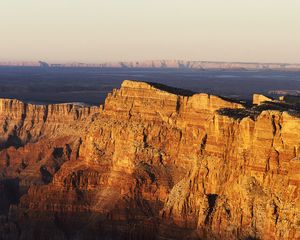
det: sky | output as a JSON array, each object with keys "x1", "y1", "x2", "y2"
[{"x1": 1, "y1": 0, "x2": 300, "y2": 63}]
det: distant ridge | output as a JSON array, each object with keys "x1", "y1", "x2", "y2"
[{"x1": 1, "y1": 60, "x2": 300, "y2": 71}]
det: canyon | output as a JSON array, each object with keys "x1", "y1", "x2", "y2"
[{"x1": 0, "y1": 80, "x2": 299, "y2": 240}]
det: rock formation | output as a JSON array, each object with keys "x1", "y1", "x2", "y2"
[
  {"x1": 0, "y1": 80, "x2": 299, "y2": 240},
  {"x1": 252, "y1": 94, "x2": 273, "y2": 105}
]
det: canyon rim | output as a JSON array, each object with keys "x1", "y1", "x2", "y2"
[{"x1": 0, "y1": 80, "x2": 299, "y2": 240}]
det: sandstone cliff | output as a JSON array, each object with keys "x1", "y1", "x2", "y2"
[
  {"x1": 0, "y1": 99, "x2": 99, "y2": 185},
  {"x1": 0, "y1": 80, "x2": 299, "y2": 240}
]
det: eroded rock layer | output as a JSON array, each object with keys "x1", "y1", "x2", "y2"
[{"x1": 0, "y1": 80, "x2": 299, "y2": 240}]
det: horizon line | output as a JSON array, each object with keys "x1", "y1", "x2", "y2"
[{"x1": 1, "y1": 59, "x2": 300, "y2": 66}]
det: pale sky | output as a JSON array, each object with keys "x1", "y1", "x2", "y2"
[{"x1": 1, "y1": 0, "x2": 300, "y2": 63}]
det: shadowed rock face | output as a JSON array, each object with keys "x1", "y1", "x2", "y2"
[{"x1": 0, "y1": 80, "x2": 300, "y2": 240}]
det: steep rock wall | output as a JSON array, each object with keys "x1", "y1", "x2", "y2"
[{"x1": 0, "y1": 80, "x2": 299, "y2": 240}]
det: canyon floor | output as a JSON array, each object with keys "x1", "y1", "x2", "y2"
[
  {"x1": 0, "y1": 80, "x2": 300, "y2": 240},
  {"x1": 1, "y1": 67, "x2": 300, "y2": 105}
]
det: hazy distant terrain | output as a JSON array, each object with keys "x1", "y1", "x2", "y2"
[
  {"x1": 0, "y1": 66, "x2": 299, "y2": 105},
  {"x1": 2, "y1": 60, "x2": 300, "y2": 71}
]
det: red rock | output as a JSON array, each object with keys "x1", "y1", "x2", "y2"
[{"x1": 0, "y1": 80, "x2": 299, "y2": 240}]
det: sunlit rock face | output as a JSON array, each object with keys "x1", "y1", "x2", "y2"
[
  {"x1": 252, "y1": 94, "x2": 273, "y2": 105},
  {"x1": 0, "y1": 80, "x2": 299, "y2": 240}
]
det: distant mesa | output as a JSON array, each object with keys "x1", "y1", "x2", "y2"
[
  {"x1": 38, "y1": 61, "x2": 49, "y2": 68},
  {"x1": 269, "y1": 89, "x2": 300, "y2": 96},
  {"x1": 279, "y1": 95, "x2": 300, "y2": 105},
  {"x1": 252, "y1": 92, "x2": 300, "y2": 108},
  {"x1": 1, "y1": 59, "x2": 300, "y2": 71},
  {"x1": 252, "y1": 94, "x2": 273, "y2": 105}
]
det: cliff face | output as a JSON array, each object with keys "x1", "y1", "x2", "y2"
[
  {"x1": 0, "y1": 99, "x2": 98, "y2": 148},
  {"x1": 0, "y1": 80, "x2": 299, "y2": 240},
  {"x1": 0, "y1": 99, "x2": 99, "y2": 185}
]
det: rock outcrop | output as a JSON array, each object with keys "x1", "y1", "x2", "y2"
[
  {"x1": 0, "y1": 99, "x2": 99, "y2": 187},
  {"x1": 0, "y1": 99, "x2": 98, "y2": 148},
  {"x1": 252, "y1": 94, "x2": 273, "y2": 105},
  {"x1": 0, "y1": 80, "x2": 299, "y2": 240}
]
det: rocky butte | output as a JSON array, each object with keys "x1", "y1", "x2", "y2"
[{"x1": 0, "y1": 80, "x2": 299, "y2": 240}]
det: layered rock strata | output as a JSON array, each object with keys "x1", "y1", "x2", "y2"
[{"x1": 0, "y1": 80, "x2": 299, "y2": 240}]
